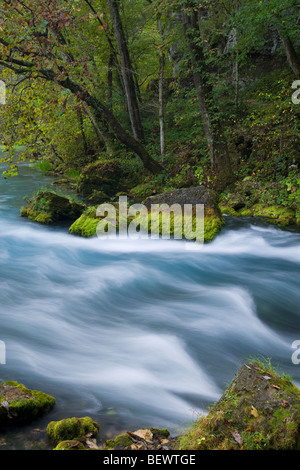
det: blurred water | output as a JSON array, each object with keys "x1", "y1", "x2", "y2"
[{"x1": 0, "y1": 160, "x2": 300, "y2": 448}]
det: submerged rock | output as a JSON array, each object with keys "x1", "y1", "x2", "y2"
[
  {"x1": 21, "y1": 190, "x2": 85, "y2": 224},
  {"x1": 0, "y1": 381, "x2": 55, "y2": 427},
  {"x1": 179, "y1": 361, "x2": 300, "y2": 450}
]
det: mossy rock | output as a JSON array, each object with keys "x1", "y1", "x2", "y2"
[
  {"x1": 0, "y1": 381, "x2": 55, "y2": 426},
  {"x1": 77, "y1": 159, "x2": 124, "y2": 197},
  {"x1": 179, "y1": 361, "x2": 300, "y2": 450},
  {"x1": 47, "y1": 416, "x2": 99, "y2": 444},
  {"x1": 144, "y1": 186, "x2": 225, "y2": 242},
  {"x1": 69, "y1": 214, "x2": 101, "y2": 237},
  {"x1": 149, "y1": 428, "x2": 170, "y2": 439},
  {"x1": 103, "y1": 433, "x2": 133, "y2": 450},
  {"x1": 102, "y1": 428, "x2": 172, "y2": 450},
  {"x1": 21, "y1": 190, "x2": 85, "y2": 224},
  {"x1": 219, "y1": 205, "x2": 240, "y2": 217},
  {"x1": 129, "y1": 182, "x2": 159, "y2": 200},
  {"x1": 53, "y1": 440, "x2": 87, "y2": 451},
  {"x1": 84, "y1": 190, "x2": 110, "y2": 205},
  {"x1": 249, "y1": 204, "x2": 296, "y2": 227},
  {"x1": 69, "y1": 188, "x2": 224, "y2": 243}
]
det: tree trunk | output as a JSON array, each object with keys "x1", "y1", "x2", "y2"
[
  {"x1": 158, "y1": 18, "x2": 166, "y2": 161},
  {"x1": 108, "y1": 0, "x2": 145, "y2": 142},
  {"x1": 279, "y1": 32, "x2": 300, "y2": 78},
  {"x1": 77, "y1": 106, "x2": 89, "y2": 155},
  {"x1": 181, "y1": 9, "x2": 234, "y2": 190},
  {"x1": 49, "y1": 74, "x2": 163, "y2": 174}
]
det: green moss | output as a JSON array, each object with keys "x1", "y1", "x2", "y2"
[
  {"x1": 130, "y1": 182, "x2": 158, "y2": 200},
  {"x1": 69, "y1": 214, "x2": 99, "y2": 237},
  {"x1": 35, "y1": 212, "x2": 53, "y2": 224},
  {"x1": 179, "y1": 361, "x2": 300, "y2": 451},
  {"x1": 0, "y1": 381, "x2": 55, "y2": 425},
  {"x1": 53, "y1": 440, "x2": 87, "y2": 451},
  {"x1": 250, "y1": 204, "x2": 296, "y2": 227},
  {"x1": 219, "y1": 205, "x2": 240, "y2": 216},
  {"x1": 150, "y1": 428, "x2": 170, "y2": 439},
  {"x1": 69, "y1": 204, "x2": 224, "y2": 243},
  {"x1": 104, "y1": 433, "x2": 133, "y2": 450},
  {"x1": 47, "y1": 417, "x2": 99, "y2": 444},
  {"x1": 238, "y1": 208, "x2": 253, "y2": 217},
  {"x1": 21, "y1": 190, "x2": 84, "y2": 225}
]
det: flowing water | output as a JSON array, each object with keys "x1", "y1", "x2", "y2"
[{"x1": 0, "y1": 160, "x2": 300, "y2": 449}]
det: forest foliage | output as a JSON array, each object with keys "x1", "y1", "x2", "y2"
[{"x1": 0, "y1": 0, "x2": 299, "y2": 201}]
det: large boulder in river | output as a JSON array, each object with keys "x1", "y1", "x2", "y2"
[
  {"x1": 180, "y1": 361, "x2": 300, "y2": 450},
  {"x1": 144, "y1": 186, "x2": 224, "y2": 242},
  {"x1": 21, "y1": 190, "x2": 85, "y2": 224},
  {"x1": 0, "y1": 381, "x2": 55, "y2": 427}
]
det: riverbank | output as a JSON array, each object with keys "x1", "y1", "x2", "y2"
[{"x1": 1, "y1": 358, "x2": 300, "y2": 450}]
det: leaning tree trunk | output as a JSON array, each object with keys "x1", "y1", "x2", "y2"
[
  {"x1": 60, "y1": 78, "x2": 163, "y2": 174},
  {"x1": 181, "y1": 9, "x2": 234, "y2": 191},
  {"x1": 278, "y1": 32, "x2": 300, "y2": 78},
  {"x1": 108, "y1": 0, "x2": 145, "y2": 142}
]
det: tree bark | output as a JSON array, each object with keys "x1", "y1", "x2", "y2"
[
  {"x1": 158, "y1": 18, "x2": 166, "y2": 161},
  {"x1": 108, "y1": 0, "x2": 145, "y2": 142},
  {"x1": 51, "y1": 75, "x2": 163, "y2": 174},
  {"x1": 278, "y1": 32, "x2": 300, "y2": 78},
  {"x1": 181, "y1": 9, "x2": 234, "y2": 190}
]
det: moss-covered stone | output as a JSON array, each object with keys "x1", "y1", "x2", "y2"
[
  {"x1": 21, "y1": 190, "x2": 84, "y2": 224},
  {"x1": 0, "y1": 381, "x2": 55, "y2": 426},
  {"x1": 69, "y1": 214, "x2": 100, "y2": 237},
  {"x1": 150, "y1": 428, "x2": 170, "y2": 439},
  {"x1": 179, "y1": 361, "x2": 300, "y2": 450},
  {"x1": 77, "y1": 159, "x2": 124, "y2": 197},
  {"x1": 53, "y1": 440, "x2": 87, "y2": 451},
  {"x1": 247, "y1": 204, "x2": 296, "y2": 227},
  {"x1": 219, "y1": 205, "x2": 241, "y2": 216},
  {"x1": 219, "y1": 177, "x2": 298, "y2": 227},
  {"x1": 47, "y1": 416, "x2": 99, "y2": 444},
  {"x1": 130, "y1": 182, "x2": 159, "y2": 200},
  {"x1": 69, "y1": 199, "x2": 224, "y2": 243},
  {"x1": 103, "y1": 433, "x2": 133, "y2": 450}
]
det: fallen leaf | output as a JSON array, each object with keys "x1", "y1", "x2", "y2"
[
  {"x1": 250, "y1": 406, "x2": 259, "y2": 418},
  {"x1": 1, "y1": 401, "x2": 9, "y2": 411},
  {"x1": 86, "y1": 438, "x2": 99, "y2": 450},
  {"x1": 129, "y1": 429, "x2": 153, "y2": 443},
  {"x1": 69, "y1": 441, "x2": 80, "y2": 448},
  {"x1": 245, "y1": 426, "x2": 254, "y2": 432},
  {"x1": 232, "y1": 431, "x2": 242, "y2": 445}
]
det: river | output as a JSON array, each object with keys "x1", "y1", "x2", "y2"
[{"x1": 0, "y1": 160, "x2": 300, "y2": 449}]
